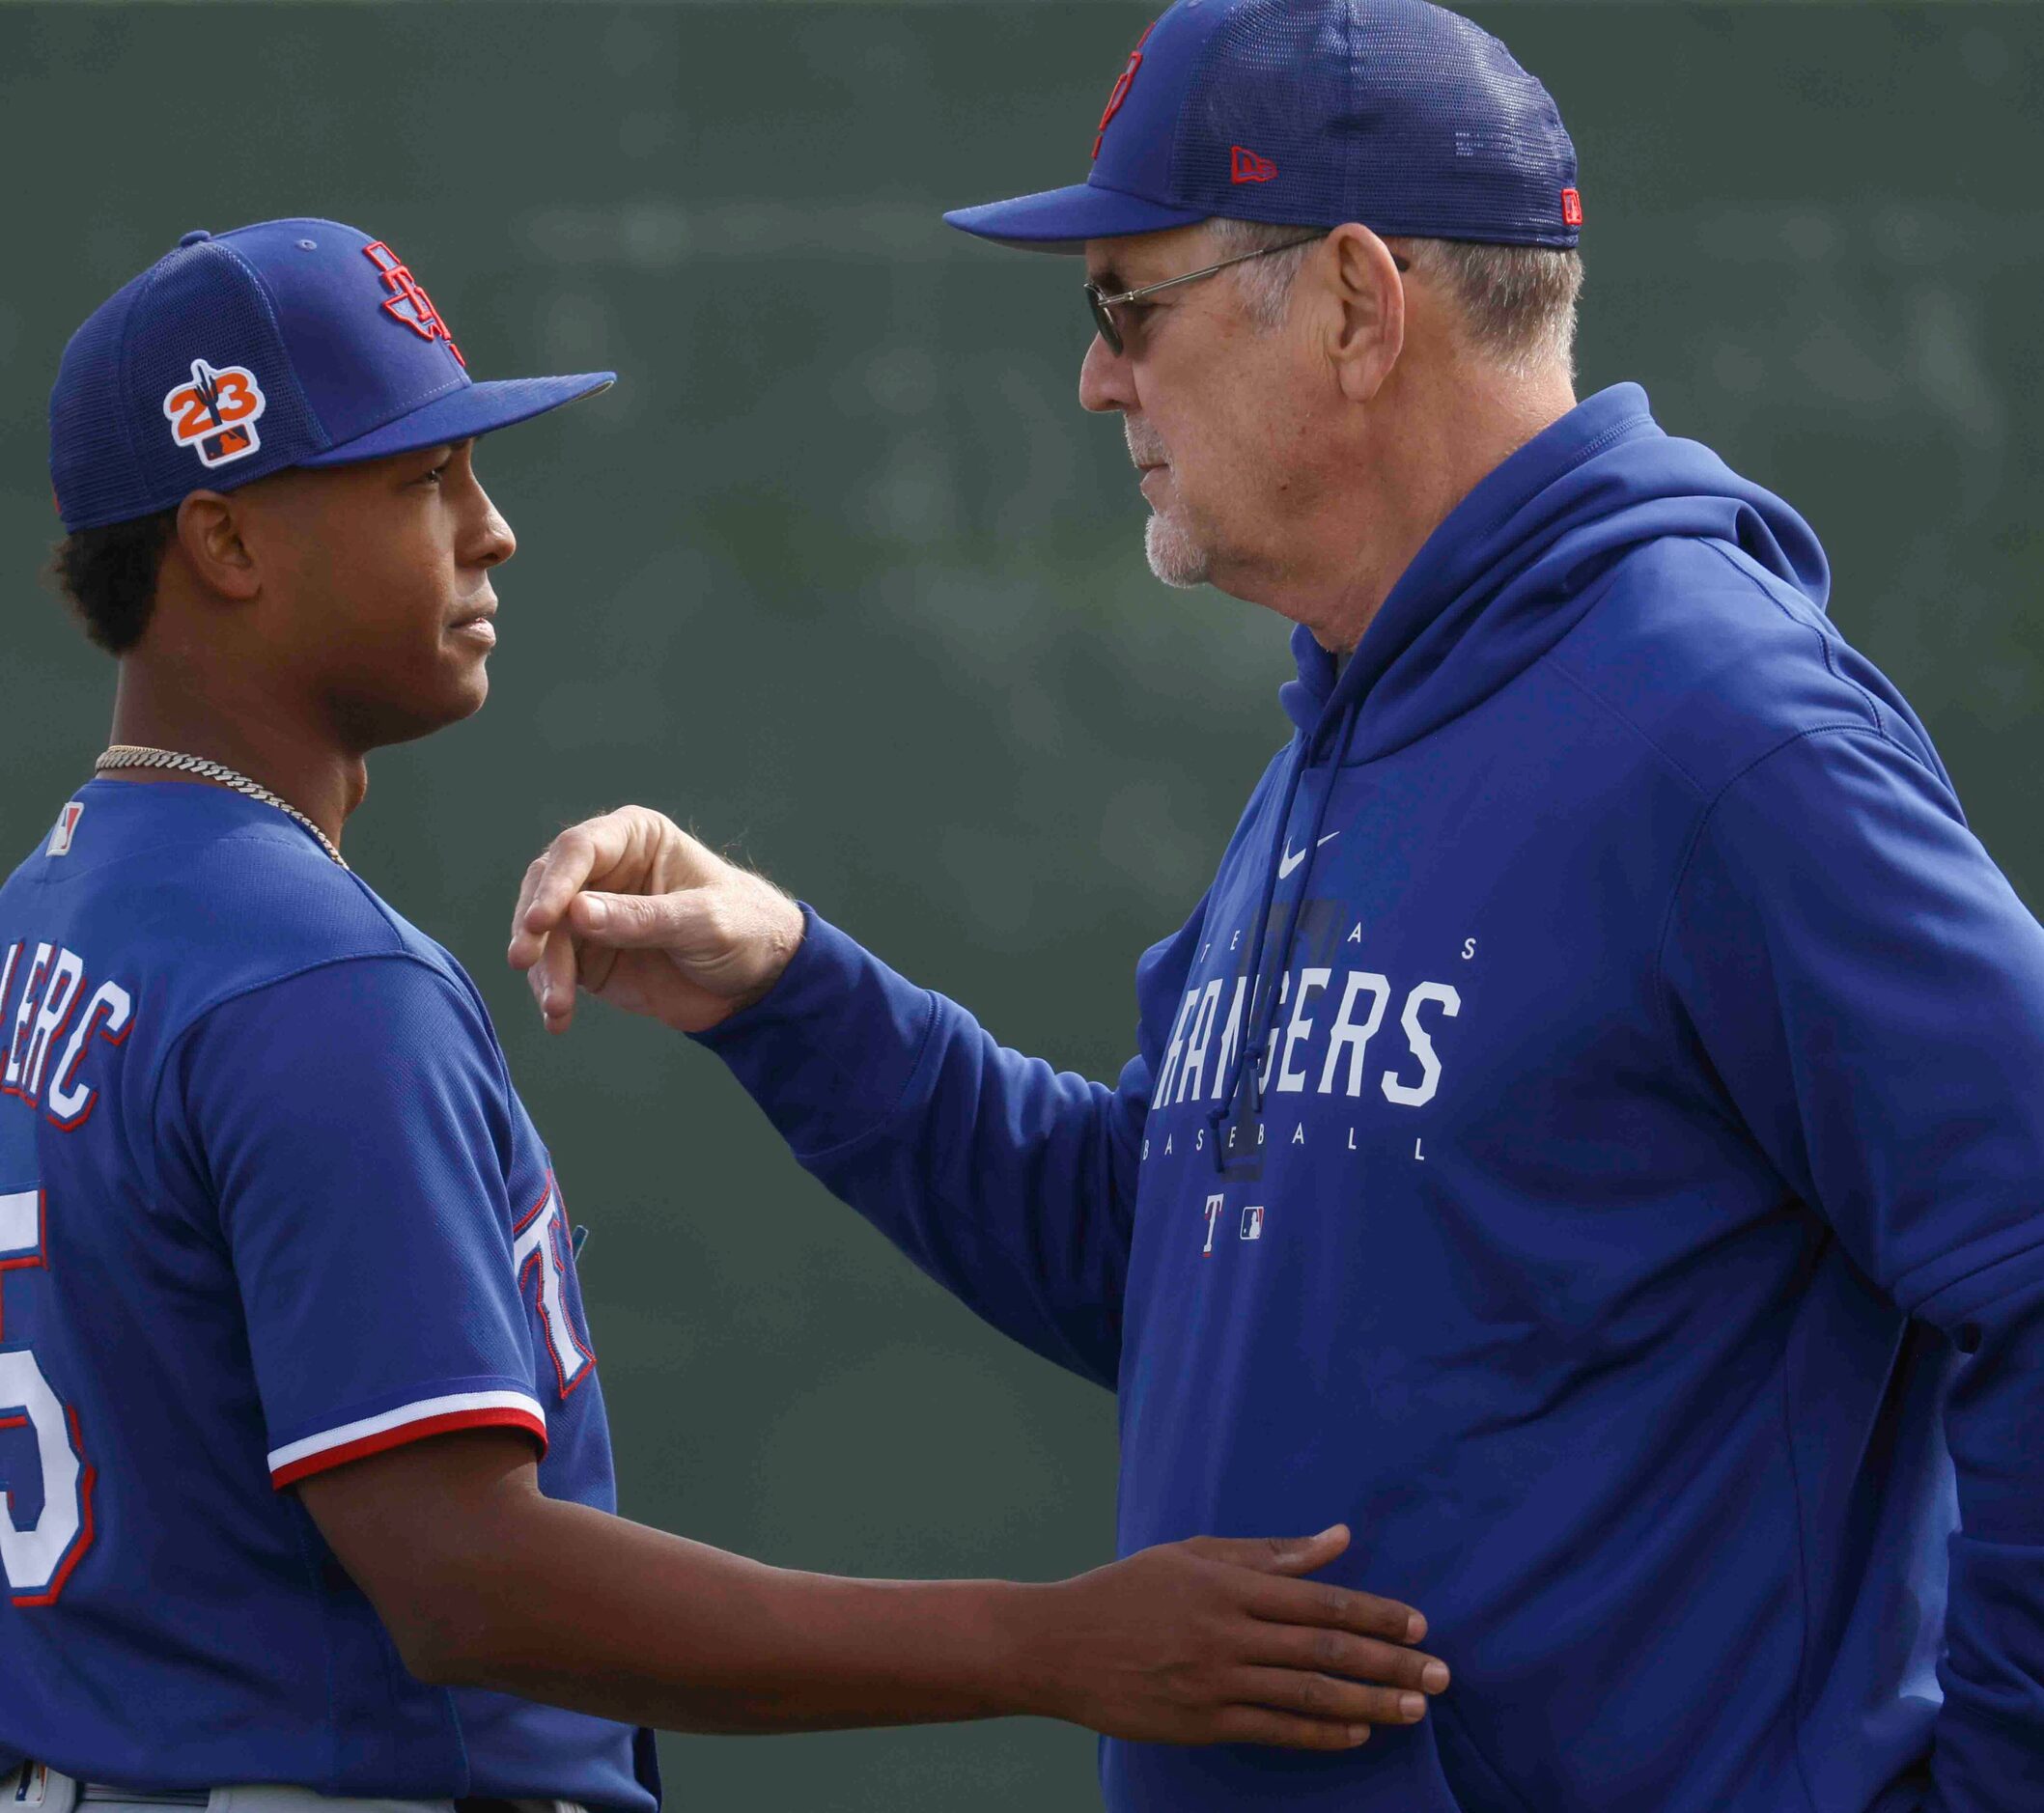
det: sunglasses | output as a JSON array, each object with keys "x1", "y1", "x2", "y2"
[{"x1": 1083, "y1": 236, "x2": 1408, "y2": 354}]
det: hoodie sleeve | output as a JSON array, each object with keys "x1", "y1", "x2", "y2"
[
  {"x1": 693, "y1": 903, "x2": 1207, "y2": 1389},
  {"x1": 1662, "y1": 725, "x2": 2044, "y2": 1811}
]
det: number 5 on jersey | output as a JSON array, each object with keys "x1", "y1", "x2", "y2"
[{"x1": 0, "y1": 1186, "x2": 96, "y2": 1604}]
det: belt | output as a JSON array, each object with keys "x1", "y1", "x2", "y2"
[{"x1": 77, "y1": 1796, "x2": 207, "y2": 1809}]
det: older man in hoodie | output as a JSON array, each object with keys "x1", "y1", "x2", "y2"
[{"x1": 509, "y1": 4, "x2": 2044, "y2": 1811}]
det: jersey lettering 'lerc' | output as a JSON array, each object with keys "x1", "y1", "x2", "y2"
[{"x1": 0, "y1": 779, "x2": 655, "y2": 1807}]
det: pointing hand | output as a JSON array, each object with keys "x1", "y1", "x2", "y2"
[{"x1": 508, "y1": 806, "x2": 805, "y2": 1035}]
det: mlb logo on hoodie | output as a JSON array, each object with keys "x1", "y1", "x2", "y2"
[
  {"x1": 1239, "y1": 1205, "x2": 1264, "y2": 1241},
  {"x1": 47, "y1": 802, "x2": 84, "y2": 857}
]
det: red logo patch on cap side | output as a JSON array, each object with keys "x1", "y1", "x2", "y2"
[
  {"x1": 1230, "y1": 146, "x2": 1277, "y2": 185},
  {"x1": 1093, "y1": 20, "x2": 1157, "y2": 160},
  {"x1": 1561, "y1": 187, "x2": 1583, "y2": 228},
  {"x1": 362, "y1": 241, "x2": 466, "y2": 369},
  {"x1": 161, "y1": 359, "x2": 266, "y2": 468}
]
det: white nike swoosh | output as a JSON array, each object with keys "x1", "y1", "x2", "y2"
[{"x1": 1277, "y1": 831, "x2": 1340, "y2": 879}]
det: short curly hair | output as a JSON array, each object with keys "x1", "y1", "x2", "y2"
[{"x1": 45, "y1": 508, "x2": 178, "y2": 655}]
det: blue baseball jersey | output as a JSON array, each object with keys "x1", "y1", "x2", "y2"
[{"x1": 0, "y1": 778, "x2": 656, "y2": 1806}]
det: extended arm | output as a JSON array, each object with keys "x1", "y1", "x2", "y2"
[
  {"x1": 182, "y1": 939, "x2": 1445, "y2": 1752},
  {"x1": 298, "y1": 1429, "x2": 1448, "y2": 1745},
  {"x1": 508, "y1": 808, "x2": 1198, "y2": 1384}
]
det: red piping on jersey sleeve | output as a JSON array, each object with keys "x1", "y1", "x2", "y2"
[{"x1": 269, "y1": 1404, "x2": 547, "y2": 1491}]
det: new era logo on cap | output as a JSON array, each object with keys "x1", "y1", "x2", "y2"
[{"x1": 1230, "y1": 145, "x2": 1277, "y2": 185}]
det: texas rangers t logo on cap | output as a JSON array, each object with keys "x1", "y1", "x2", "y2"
[
  {"x1": 1093, "y1": 20, "x2": 1156, "y2": 158},
  {"x1": 161, "y1": 358, "x2": 266, "y2": 469},
  {"x1": 362, "y1": 240, "x2": 465, "y2": 368}
]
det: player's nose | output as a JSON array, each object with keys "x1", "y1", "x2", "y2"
[
  {"x1": 465, "y1": 486, "x2": 518, "y2": 570},
  {"x1": 1079, "y1": 332, "x2": 1134, "y2": 415}
]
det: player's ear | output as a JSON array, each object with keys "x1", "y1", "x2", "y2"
[
  {"x1": 1323, "y1": 223, "x2": 1406, "y2": 405},
  {"x1": 172, "y1": 488, "x2": 263, "y2": 604}
]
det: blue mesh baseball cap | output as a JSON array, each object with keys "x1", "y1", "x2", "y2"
[
  {"x1": 944, "y1": 0, "x2": 1581, "y2": 253},
  {"x1": 50, "y1": 218, "x2": 615, "y2": 532}
]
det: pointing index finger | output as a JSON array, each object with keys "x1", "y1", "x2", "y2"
[
  {"x1": 519, "y1": 825, "x2": 608, "y2": 938},
  {"x1": 508, "y1": 856, "x2": 551, "y2": 969}
]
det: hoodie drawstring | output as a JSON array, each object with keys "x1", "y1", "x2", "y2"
[
  {"x1": 1207, "y1": 694, "x2": 1360, "y2": 1173},
  {"x1": 1205, "y1": 739, "x2": 1308, "y2": 1170}
]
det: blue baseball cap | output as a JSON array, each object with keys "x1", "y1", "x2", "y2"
[
  {"x1": 50, "y1": 218, "x2": 615, "y2": 532},
  {"x1": 944, "y1": 0, "x2": 1581, "y2": 254}
]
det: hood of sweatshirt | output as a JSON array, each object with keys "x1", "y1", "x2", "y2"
[
  {"x1": 1279, "y1": 381, "x2": 1830, "y2": 760},
  {"x1": 1207, "y1": 385, "x2": 1833, "y2": 1130}
]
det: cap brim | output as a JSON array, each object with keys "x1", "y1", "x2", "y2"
[
  {"x1": 943, "y1": 181, "x2": 1206, "y2": 254},
  {"x1": 298, "y1": 372, "x2": 615, "y2": 467}
]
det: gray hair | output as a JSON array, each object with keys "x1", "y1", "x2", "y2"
[{"x1": 1207, "y1": 217, "x2": 1583, "y2": 380}]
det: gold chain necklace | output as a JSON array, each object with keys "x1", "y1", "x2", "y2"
[{"x1": 94, "y1": 745, "x2": 348, "y2": 870}]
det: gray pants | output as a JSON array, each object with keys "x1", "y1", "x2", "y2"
[{"x1": 3, "y1": 1768, "x2": 581, "y2": 1813}]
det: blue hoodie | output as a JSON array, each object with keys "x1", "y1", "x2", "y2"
[{"x1": 700, "y1": 384, "x2": 2044, "y2": 1812}]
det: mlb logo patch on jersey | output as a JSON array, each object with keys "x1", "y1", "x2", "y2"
[
  {"x1": 162, "y1": 357, "x2": 266, "y2": 468},
  {"x1": 5, "y1": 1761, "x2": 55, "y2": 1808},
  {"x1": 46, "y1": 802, "x2": 83, "y2": 857}
]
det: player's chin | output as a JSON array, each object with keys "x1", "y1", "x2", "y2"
[
  {"x1": 443, "y1": 660, "x2": 490, "y2": 724},
  {"x1": 435, "y1": 633, "x2": 493, "y2": 706},
  {"x1": 367, "y1": 664, "x2": 490, "y2": 748},
  {"x1": 1144, "y1": 510, "x2": 1213, "y2": 591}
]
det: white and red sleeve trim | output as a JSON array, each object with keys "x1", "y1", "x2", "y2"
[{"x1": 266, "y1": 1389, "x2": 548, "y2": 1489}]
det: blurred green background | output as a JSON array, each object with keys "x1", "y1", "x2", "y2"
[{"x1": 2, "y1": 1, "x2": 2039, "y2": 1803}]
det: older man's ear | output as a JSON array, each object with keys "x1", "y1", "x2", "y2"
[{"x1": 1322, "y1": 225, "x2": 1408, "y2": 404}]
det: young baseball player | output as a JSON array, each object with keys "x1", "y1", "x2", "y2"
[{"x1": 0, "y1": 220, "x2": 1447, "y2": 1810}]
